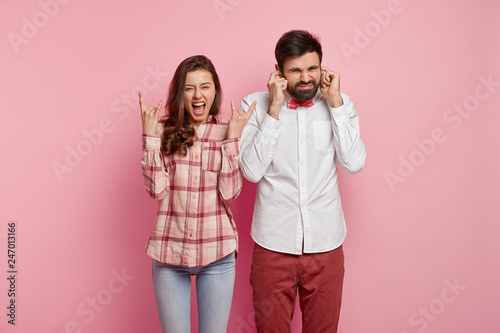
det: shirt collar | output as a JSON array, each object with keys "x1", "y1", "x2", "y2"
[
  {"x1": 195, "y1": 115, "x2": 218, "y2": 139},
  {"x1": 206, "y1": 114, "x2": 218, "y2": 124}
]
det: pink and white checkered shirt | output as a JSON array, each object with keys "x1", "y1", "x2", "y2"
[{"x1": 141, "y1": 115, "x2": 241, "y2": 267}]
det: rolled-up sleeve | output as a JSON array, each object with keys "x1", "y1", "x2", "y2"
[
  {"x1": 141, "y1": 133, "x2": 169, "y2": 200},
  {"x1": 219, "y1": 137, "x2": 242, "y2": 202}
]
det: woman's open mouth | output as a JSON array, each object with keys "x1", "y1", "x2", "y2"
[{"x1": 192, "y1": 102, "x2": 206, "y2": 115}]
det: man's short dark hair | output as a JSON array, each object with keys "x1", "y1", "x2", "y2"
[{"x1": 275, "y1": 30, "x2": 323, "y2": 70}]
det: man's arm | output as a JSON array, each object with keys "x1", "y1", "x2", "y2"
[
  {"x1": 320, "y1": 67, "x2": 366, "y2": 174},
  {"x1": 239, "y1": 95, "x2": 281, "y2": 183},
  {"x1": 239, "y1": 71, "x2": 288, "y2": 182},
  {"x1": 330, "y1": 94, "x2": 366, "y2": 174}
]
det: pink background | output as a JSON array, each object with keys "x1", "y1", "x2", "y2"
[{"x1": 1, "y1": 0, "x2": 499, "y2": 332}]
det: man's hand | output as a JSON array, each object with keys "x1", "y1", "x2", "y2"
[
  {"x1": 139, "y1": 91, "x2": 163, "y2": 135},
  {"x1": 226, "y1": 100, "x2": 257, "y2": 139},
  {"x1": 267, "y1": 70, "x2": 287, "y2": 119},
  {"x1": 320, "y1": 66, "x2": 344, "y2": 108}
]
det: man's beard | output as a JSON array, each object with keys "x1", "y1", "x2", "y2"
[{"x1": 287, "y1": 80, "x2": 319, "y2": 101}]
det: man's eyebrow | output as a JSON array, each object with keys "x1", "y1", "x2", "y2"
[{"x1": 288, "y1": 66, "x2": 319, "y2": 71}]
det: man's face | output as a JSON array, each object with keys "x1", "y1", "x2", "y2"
[{"x1": 280, "y1": 51, "x2": 321, "y2": 101}]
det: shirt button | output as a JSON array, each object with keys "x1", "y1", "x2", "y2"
[
  {"x1": 189, "y1": 233, "x2": 193, "y2": 237},
  {"x1": 194, "y1": 175, "x2": 197, "y2": 180},
  {"x1": 301, "y1": 163, "x2": 304, "y2": 166},
  {"x1": 300, "y1": 141, "x2": 303, "y2": 145},
  {"x1": 193, "y1": 195, "x2": 196, "y2": 199},
  {"x1": 190, "y1": 213, "x2": 194, "y2": 217},
  {"x1": 195, "y1": 155, "x2": 199, "y2": 159},
  {"x1": 223, "y1": 146, "x2": 227, "y2": 151}
]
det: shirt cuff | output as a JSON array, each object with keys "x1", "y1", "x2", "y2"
[
  {"x1": 330, "y1": 104, "x2": 349, "y2": 125},
  {"x1": 222, "y1": 138, "x2": 240, "y2": 157},
  {"x1": 261, "y1": 113, "x2": 281, "y2": 137},
  {"x1": 142, "y1": 133, "x2": 161, "y2": 150}
]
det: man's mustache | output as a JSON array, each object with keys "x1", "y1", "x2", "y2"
[{"x1": 294, "y1": 80, "x2": 316, "y2": 88}]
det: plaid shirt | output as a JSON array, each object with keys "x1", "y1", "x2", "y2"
[{"x1": 142, "y1": 116, "x2": 241, "y2": 267}]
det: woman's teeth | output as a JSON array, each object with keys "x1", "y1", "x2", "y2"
[{"x1": 193, "y1": 102, "x2": 205, "y2": 114}]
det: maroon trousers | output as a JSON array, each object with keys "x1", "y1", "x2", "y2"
[{"x1": 250, "y1": 244, "x2": 345, "y2": 333}]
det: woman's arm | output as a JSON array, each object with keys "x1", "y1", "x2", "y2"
[
  {"x1": 218, "y1": 100, "x2": 256, "y2": 202},
  {"x1": 141, "y1": 133, "x2": 169, "y2": 200},
  {"x1": 139, "y1": 91, "x2": 169, "y2": 200},
  {"x1": 218, "y1": 138, "x2": 242, "y2": 202}
]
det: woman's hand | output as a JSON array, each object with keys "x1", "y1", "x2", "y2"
[
  {"x1": 226, "y1": 100, "x2": 257, "y2": 139},
  {"x1": 139, "y1": 91, "x2": 164, "y2": 135}
]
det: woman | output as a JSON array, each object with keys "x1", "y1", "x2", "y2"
[{"x1": 139, "y1": 55, "x2": 256, "y2": 332}]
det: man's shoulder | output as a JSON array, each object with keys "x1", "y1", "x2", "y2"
[
  {"x1": 340, "y1": 92, "x2": 351, "y2": 103},
  {"x1": 242, "y1": 91, "x2": 271, "y2": 116},
  {"x1": 243, "y1": 91, "x2": 270, "y2": 102}
]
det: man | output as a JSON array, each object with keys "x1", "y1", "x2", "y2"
[{"x1": 239, "y1": 30, "x2": 366, "y2": 332}]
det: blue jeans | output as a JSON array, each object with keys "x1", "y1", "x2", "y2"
[{"x1": 152, "y1": 252, "x2": 236, "y2": 333}]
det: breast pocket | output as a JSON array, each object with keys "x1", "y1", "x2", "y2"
[
  {"x1": 201, "y1": 142, "x2": 222, "y2": 172},
  {"x1": 313, "y1": 121, "x2": 334, "y2": 152}
]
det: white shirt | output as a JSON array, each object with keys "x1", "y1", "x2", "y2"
[{"x1": 239, "y1": 90, "x2": 366, "y2": 254}]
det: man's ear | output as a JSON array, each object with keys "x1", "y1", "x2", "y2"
[{"x1": 275, "y1": 64, "x2": 283, "y2": 77}]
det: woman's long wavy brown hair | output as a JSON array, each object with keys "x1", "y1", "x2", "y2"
[{"x1": 160, "y1": 55, "x2": 222, "y2": 156}]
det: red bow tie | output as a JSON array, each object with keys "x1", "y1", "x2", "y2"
[{"x1": 287, "y1": 98, "x2": 314, "y2": 109}]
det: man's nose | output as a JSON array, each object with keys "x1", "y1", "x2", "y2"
[{"x1": 300, "y1": 71, "x2": 310, "y2": 83}]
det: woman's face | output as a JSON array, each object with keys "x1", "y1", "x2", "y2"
[{"x1": 183, "y1": 69, "x2": 216, "y2": 129}]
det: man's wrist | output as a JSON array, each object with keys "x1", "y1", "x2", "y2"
[
  {"x1": 268, "y1": 103, "x2": 281, "y2": 120},
  {"x1": 327, "y1": 94, "x2": 344, "y2": 108}
]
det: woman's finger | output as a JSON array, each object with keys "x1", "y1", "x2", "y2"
[
  {"x1": 139, "y1": 91, "x2": 145, "y2": 112},
  {"x1": 155, "y1": 100, "x2": 163, "y2": 115},
  {"x1": 231, "y1": 101, "x2": 236, "y2": 115},
  {"x1": 245, "y1": 101, "x2": 257, "y2": 119}
]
